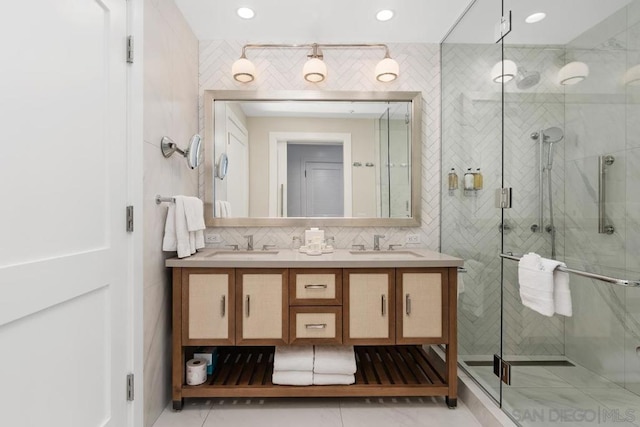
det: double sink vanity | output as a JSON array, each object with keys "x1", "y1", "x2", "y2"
[{"x1": 167, "y1": 247, "x2": 463, "y2": 410}]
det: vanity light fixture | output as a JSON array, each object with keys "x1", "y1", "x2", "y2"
[
  {"x1": 490, "y1": 59, "x2": 518, "y2": 83},
  {"x1": 525, "y1": 12, "x2": 546, "y2": 24},
  {"x1": 237, "y1": 7, "x2": 255, "y2": 19},
  {"x1": 376, "y1": 9, "x2": 394, "y2": 22},
  {"x1": 558, "y1": 61, "x2": 589, "y2": 85},
  {"x1": 231, "y1": 43, "x2": 400, "y2": 84}
]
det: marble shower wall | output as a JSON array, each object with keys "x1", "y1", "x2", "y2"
[
  {"x1": 143, "y1": 0, "x2": 199, "y2": 425},
  {"x1": 198, "y1": 41, "x2": 441, "y2": 251},
  {"x1": 441, "y1": 43, "x2": 567, "y2": 357},
  {"x1": 561, "y1": 2, "x2": 640, "y2": 394}
]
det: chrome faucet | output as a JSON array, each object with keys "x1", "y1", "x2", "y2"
[
  {"x1": 373, "y1": 234, "x2": 385, "y2": 251},
  {"x1": 244, "y1": 235, "x2": 254, "y2": 251}
]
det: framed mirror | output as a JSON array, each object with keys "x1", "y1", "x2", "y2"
[{"x1": 203, "y1": 90, "x2": 422, "y2": 227}]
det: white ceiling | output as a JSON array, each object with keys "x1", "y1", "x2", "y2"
[
  {"x1": 174, "y1": 0, "x2": 473, "y2": 43},
  {"x1": 175, "y1": 0, "x2": 633, "y2": 46}
]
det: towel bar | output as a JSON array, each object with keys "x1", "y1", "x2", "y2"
[
  {"x1": 500, "y1": 253, "x2": 640, "y2": 287},
  {"x1": 156, "y1": 195, "x2": 176, "y2": 204}
]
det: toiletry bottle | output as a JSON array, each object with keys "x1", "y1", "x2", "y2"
[
  {"x1": 474, "y1": 168, "x2": 483, "y2": 190},
  {"x1": 463, "y1": 168, "x2": 475, "y2": 190},
  {"x1": 447, "y1": 168, "x2": 459, "y2": 191}
]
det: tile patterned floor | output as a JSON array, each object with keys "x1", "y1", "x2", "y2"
[
  {"x1": 152, "y1": 396, "x2": 483, "y2": 427},
  {"x1": 465, "y1": 364, "x2": 640, "y2": 427}
]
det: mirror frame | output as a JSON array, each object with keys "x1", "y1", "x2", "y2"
[{"x1": 203, "y1": 90, "x2": 422, "y2": 227}]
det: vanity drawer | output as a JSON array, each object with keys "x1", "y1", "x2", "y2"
[
  {"x1": 289, "y1": 306, "x2": 342, "y2": 345},
  {"x1": 289, "y1": 269, "x2": 342, "y2": 306}
]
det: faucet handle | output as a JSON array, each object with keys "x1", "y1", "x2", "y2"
[
  {"x1": 387, "y1": 244, "x2": 403, "y2": 251},
  {"x1": 262, "y1": 244, "x2": 277, "y2": 251},
  {"x1": 225, "y1": 244, "x2": 239, "y2": 251}
]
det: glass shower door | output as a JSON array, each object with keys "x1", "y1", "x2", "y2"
[{"x1": 440, "y1": 0, "x2": 506, "y2": 403}]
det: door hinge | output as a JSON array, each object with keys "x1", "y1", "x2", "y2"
[
  {"x1": 126, "y1": 373, "x2": 135, "y2": 401},
  {"x1": 126, "y1": 36, "x2": 134, "y2": 63},
  {"x1": 495, "y1": 187, "x2": 512, "y2": 209},
  {"x1": 493, "y1": 354, "x2": 512, "y2": 385},
  {"x1": 126, "y1": 206, "x2": 134, "y2": 232},
  {"x1": 494, "y1": 10, "x2": 512, "y2": 43}
]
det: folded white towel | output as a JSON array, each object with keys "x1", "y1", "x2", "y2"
[
  {"x1": 518, "y1": 252, "x2": 555, "y2": 316},
  {"x1": 183, "y1": 196, "x2": 205, "y2": 249},
  {"x1": 313, "y1": 345, "x2": 356, "y2": 375},
  {"x1": 539, "y1": 258, "x2": 572, "y2": 317},
  {"x1": 162, "y1": 196, "x2": 205, "y2": 258},
  {"x1": 274, "y1": 346, "x2": 314, "y2": 372},
  {"x1": 272, "y1": 370, "x2": 313, "y2": 386},
  {"x1": 312, "y1": 373, "x2": 355, "y2": 385},
  {"x1": 223, "y1": 201, "x2": 232, "y2": 217},
  {"x1": 162, "y1": 203, "x2": 177, "y2": 252}
]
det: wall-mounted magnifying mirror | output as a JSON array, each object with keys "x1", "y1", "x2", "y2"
[
  {"x1": 161, "y1": 134, "x2": 203, "y2": 169},
  {"x1": 216, "y1": 153, "x2": 229, "y2": 179}
]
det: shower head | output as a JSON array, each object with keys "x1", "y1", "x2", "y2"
[
  {"x1": 542, "y1": 126, "x2": 564, "y2": 143},
  {"x1": 516, "y1": 68, "x2": 541, "y2": 90}
]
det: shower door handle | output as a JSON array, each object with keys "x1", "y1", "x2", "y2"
[{"x1": 598, "y1": 155, "x2": 615, "y2": 235}]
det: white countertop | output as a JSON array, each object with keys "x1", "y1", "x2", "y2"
[{"x1": 165, "y1": 248, "x2": 463, "y2": 268}]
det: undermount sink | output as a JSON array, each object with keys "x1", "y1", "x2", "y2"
[
  {"x1": 348, "y1": 250, "x2": 424, "y2": 258},
  {"x1": 206, "y1": 250, "x2": 280, "y2": 257}
]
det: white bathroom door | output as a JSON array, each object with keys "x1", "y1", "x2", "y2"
[{"x1": 0, "y1": 1, "x2": 133, "y2": 426}]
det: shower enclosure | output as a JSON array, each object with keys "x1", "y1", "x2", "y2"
[{"x1": 441, "y1": 0, "x2": 640, "y2": 425}]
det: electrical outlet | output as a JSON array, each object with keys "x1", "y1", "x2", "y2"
[
  {"x1": 205, "y1": 233, "x2": 222, "y2": 244},
  {"x1": 405, "y1": 234, "x2": 420, "y2": 244}
]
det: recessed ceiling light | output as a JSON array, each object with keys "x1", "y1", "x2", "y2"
[
  {"x1": 237, "y1": 7, "x2": 255, "y2": 19},
  {"x1": 525, "y1": 12, "x2": 546, "y2": 24},
  {"x1": 376, "y1": 10, "x2": 394, "y2": 22}
]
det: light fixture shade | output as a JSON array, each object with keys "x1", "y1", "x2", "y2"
[
  {"x1": 623, "y1": 64, "x2": 640, "y2": 86},
  {"x1": 558, "y1": 61, "x2": 589, "y2": 85},
  {"x1": 490, "y1": 59, "x2": 518, "y2": 83},
  {"x1": 303, "y1": 58, "x2": 327, "y2": 82},
  {"x1": 375, "y1": 57, "x2": 399, "y2": 82},
  {"x1": 232, "y1": 57, "x2": 256, "y2": 83}
]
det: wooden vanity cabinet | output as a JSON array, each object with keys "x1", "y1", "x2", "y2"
[
  {"x1": 182, "y1": 268, "x2": 235, "y2": 345},
  {"x1": 343, "y1": 269, "x2": 395, "y2": 345},
  {"x1": 235, "y1": 269, "x2": 288, "y2": 345},
  {"x1": 171, "y1": 263, "x2": 459, "y2": 411}
]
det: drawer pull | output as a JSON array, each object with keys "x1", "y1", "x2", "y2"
[
  {"x1": 304, "y1": 284, "x2": 328, "y2": 289},
  {"x1": 221, "y1": 295, "x2": 226, "y2": 317},
  {"x1": 305, "y1": 323, "x2": 327, "y2": 329},
  {"x1": 381, "y1": 294, "x2": 386, "y2": 316},
  {"x1": 406, "y1": 294, "x2": 411, "y2": 316},
  {"x1": 246, "y1": 295, "x2": 250, "y2": 317}
]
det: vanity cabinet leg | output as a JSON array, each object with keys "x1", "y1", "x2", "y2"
[
  {"x1": 173, "y1": 399, "x2": 184, "y2": 411},
  {"x1": 446, "y1": 397, "x2": 457, "y2": 409}
]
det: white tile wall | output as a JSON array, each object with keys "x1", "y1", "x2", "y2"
[
  {"x1": 143, "y1": 0, "x2": 199, "y2": 425},
  {"x1": 197, "y1": 41, "x2": 442, "y2": 251}
]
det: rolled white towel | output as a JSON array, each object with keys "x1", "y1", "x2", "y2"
[
  {"x1": 272, "y1": 370, "x2": 313, "y2": 386},
  {"x1": 274, "y1": 346, "x2": 314, "y2": 372},
  {"x1": 312, "y1": 373, "x2": 355, "y2": 385},
  {"x1": 313, "y1": 345, "x2": 356, "y2": 375}
]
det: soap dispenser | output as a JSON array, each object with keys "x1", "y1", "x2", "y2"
[
  {"x1": 463, "y1": 168, "x2": 475, "y2": 190},
  {"x1": 447, "y1": 168, "x2": 459, "y2": 194},
  {"x1": 474, "y1": 168, "x2": 483, "y2": 190}
]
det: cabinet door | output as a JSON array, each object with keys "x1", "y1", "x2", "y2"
[
  {"x1": 343, "y1": 269, "x2": 395, "y2": 345},
  {"x1": 236, "y1": 269, "x2": 288, "y2": 345},
  {"x1": 183, "y1": 269, "x2": 235, "y2": 345},
  {"x1": 396, "y1": 269, "x2": 448, "y2": 344}
]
